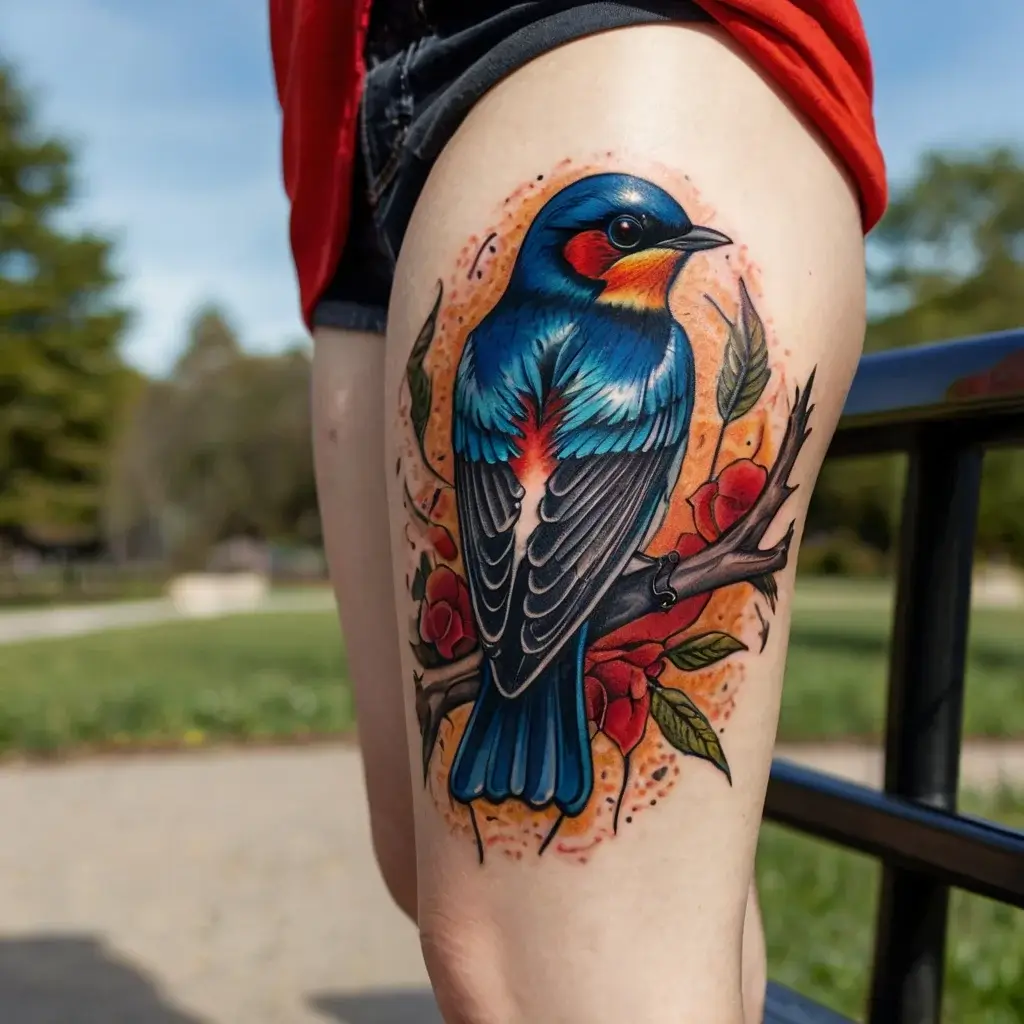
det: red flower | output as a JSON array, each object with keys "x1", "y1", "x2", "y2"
[
  {"x1": 584, "y1": 532, "x2": 715, "y2": 754},
  {"x1": 584, "y1": 643, "x2": 664, "y2": 754},
  {"x1": 688, "y1": 459, "x2": 767, "y2": 542},
  {"x1": 418, "y1": 566, "x2": 477, "y2": 660},
  {"x1": 427, "y1": 524, "x2": 458, "y2": 561}
]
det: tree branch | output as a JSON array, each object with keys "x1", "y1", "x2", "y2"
[
  {"x1": 414, "y1": 652, "x2": 482, "y2": 781},
  {"x1": 413, "y1": 372, "x2": 816, "y2": 778},
  {"x1": 591, "y1": 370, "x2": 815, "y2": 636}
]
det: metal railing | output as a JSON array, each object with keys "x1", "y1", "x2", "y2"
[{"x1": 764, "y1": 329, "x2": 1024, "y2": 1024}]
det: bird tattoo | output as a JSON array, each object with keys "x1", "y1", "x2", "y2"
[{"x1": 448, "y1": 173, "x2": 731, "y2": 816}]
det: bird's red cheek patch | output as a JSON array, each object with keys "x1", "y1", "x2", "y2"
[{"x1": 563, "y1": 230, "x2": 621, "y2": 279}]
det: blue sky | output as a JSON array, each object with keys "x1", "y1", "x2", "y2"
[{"x1": 2, "y1": 0, "x2": 1023, "y2": 374}]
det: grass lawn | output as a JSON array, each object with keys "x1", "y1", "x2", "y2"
[
  {"x1": 780, "y1": 599, "x2": 1023, "y2": 740},
  {"x1": 0, "y1": 613, "x2": 352, "y2": 755},
  {"x1": 0, "y1": 595, "x2": 1020, "y2": 1018},
  {"x1": 758, "y1": 789, "x2": 1024, "y2": 1023},
  {"x1": 0, "y1": 579, "x2": 1019, "y2": 755}
]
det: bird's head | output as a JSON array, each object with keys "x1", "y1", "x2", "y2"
[{"x1": 511, "y1": 173, "x2": 731, "y2": 309}]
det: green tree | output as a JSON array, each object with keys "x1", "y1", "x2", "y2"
[
  {"x1": 172, "y1": 303, "x2": 241, "y2": 388},
  {"x1": 106, "y1": 307, "x2": 318, "y2": 565},
  {"x1": 0, "y1": 61, "x2": 129, "y2": 541},
  {"x1": 809, "y1": 146, "x2": 1024, "y2": 566},
  {"x1": 868, "y1": 145, "x2": 1024, "y2": 349}
]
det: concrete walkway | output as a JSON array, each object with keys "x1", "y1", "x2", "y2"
[
  {"x1": 0, "y1": 742, "x2": 1020, "y2": 1023},
  {"x1": 0, "y1": 590, "x2": 336, "y2": 646},
  {"x1": 0, "y1": 746, "x2": 433, "y2": 1024},
  {"x1": 775, "y1": 740, "x2": 1024, "y2": 791},
  {"x1": 1, "y1": 578, "x2": 1016, "y2": 648}
]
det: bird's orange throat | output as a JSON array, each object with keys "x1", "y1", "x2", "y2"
[
  {"x1": 509, "y1": 394, "x2": 564, "y2": 488},
  {"x1": 596, "y1": 247, "x2": 683, "y2": 311}
]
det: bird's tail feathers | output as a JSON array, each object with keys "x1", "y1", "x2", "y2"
[{"x1": 449, "y1": 635, "x2": 592, "y2": 817}]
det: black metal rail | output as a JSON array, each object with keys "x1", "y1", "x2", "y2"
[{"x1": 763, "y1": 329, "x2": 1024, "y2": 1024}]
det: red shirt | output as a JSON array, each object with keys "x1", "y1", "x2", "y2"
[{"x1": 270, "y1": 0, "x2": 887, "y2": 329}]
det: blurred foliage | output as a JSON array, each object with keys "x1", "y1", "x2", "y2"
[
  {"x1": 778, "y1": 591, "x2": 1024, "y2": 741},
  {"x1": 868, "y1": 146, "x2": 1024, "y2": 347},
  {"x1": 808, "y1": 146, "x2": 1024, "y2": 567},
  {"x1": 797, "y1": 529, "x2": 892, "y2": 578},
  {"x1": 105, "y1": 307, "x2": 319, "y2": 566},
  {"x1": 1, "y1": 53, "x2": 1022, "y2": 569},
  {"x1": 0, "y1": 560, "x2": 169, "y2": 608},
  {"x1": 0, "y1": 62, "x2": 129, "y2": 540}
]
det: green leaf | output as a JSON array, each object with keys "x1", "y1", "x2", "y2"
[
  {"x1": 713, "y1": 278, "x2": 771, "y2": 425},
  {"x1": 665, "y1": 631, "x2": 748, "y2": 671},
  {"x1": 405, "y1": 282, "x2": 443, "y2": 450},
  {"x1": 650, "y1": 687, "x2": 731, "y2": 783},
  {"x1": 411, "y1": 551, "x2": 431, "y2": 603}
]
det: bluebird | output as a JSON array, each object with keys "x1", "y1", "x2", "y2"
[{"x1": 448, "y1": 173, "x2": 730, "y2": 816}]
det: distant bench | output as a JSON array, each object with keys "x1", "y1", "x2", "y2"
[{"x1": 762, "y1": 329, "x2": 1024, "y2": 1023}]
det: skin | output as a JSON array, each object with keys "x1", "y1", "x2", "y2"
[{"x1": 313, "y1": 22, "x2": 864, "y2": 1024}]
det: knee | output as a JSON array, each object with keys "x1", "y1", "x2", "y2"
[{"x1": 419, "y1": 906, "x2": 514, "y2": 1024}]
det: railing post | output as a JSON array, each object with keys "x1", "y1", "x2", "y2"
[{"x1": 867, "y1": 428, "x2": 983, "y2": 1024}]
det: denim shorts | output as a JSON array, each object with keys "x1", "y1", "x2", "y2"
[{"x1": 312, "y1": 0, "x2": 711, "y2": 335}]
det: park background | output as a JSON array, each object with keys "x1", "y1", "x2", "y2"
[{"x1": 0, "y1": 1, "x2": 1022, "y2": 1022}]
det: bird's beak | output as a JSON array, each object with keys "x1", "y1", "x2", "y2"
[{"x1": 661, "y1": 224, "x2": 732, "y2": 252}]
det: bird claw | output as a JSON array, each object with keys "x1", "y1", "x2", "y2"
[{"x1": 651, "y1": 550, "x2": 680, "y2": 608}]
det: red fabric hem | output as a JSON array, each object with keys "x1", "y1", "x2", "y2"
[
  {"x1": 271, "y1": 0, "x2": 887, "y2": 330},
  {"x1": 693, "y1": 0, "x2": 887, "y2": 231}
]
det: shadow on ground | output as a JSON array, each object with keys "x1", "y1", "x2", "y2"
[
  {"x1": 0, "y1": 936, "x2": 203, "y2": 1024},
  {"x1": 311, "y1": 989, "x2": 443, "y2": 1024}
]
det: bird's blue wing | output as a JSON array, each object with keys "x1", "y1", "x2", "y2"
[
  {"x1": 452, "y1": 311, "x2": 692, "y2": 694},
  {"x1": 553, "y1": 316, "x2": 694, "y2": 457},
  {"x1": 508, "y1": 315, "x2": 693, "y2": 678},
  {"x1": 518, "y1": 445, "x2": 676, "y2": 661},
  {"x1": 455, "y1": 455, "x2": 523, "y2": 652},
  {"x1": 453, "y1": 307, "x2": 583, "y2": 463},
  {"x1": 452, "y1": 311, "x2": 580, "y2": 662},
  {"x1": 452, "y1": 329, "x2": 521, "y2": 465}
]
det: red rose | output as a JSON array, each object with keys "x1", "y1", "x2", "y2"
[
  {"x1": 427, "y1": 525, "x2": 458, "y2": 561},
  {"x1": 584, "y1": 642, "x2": 665, "y2": 754},
  {"x1": 585, "y1": 532, "x2": 716, "y2": 753},
  {"x1": 418, "y1": 566, "x2": 477, "y2": 660},
  {"x1": 688, "y1": 459, "x2": 767, "y2": 542}
]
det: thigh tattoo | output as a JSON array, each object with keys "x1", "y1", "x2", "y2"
[{"x1": 395, "y1": 158, "x2": 816, "y2": 863}]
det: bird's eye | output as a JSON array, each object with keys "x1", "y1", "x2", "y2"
[{"x1": 607, "y1": 215, "x2": 644, "y2": 249}]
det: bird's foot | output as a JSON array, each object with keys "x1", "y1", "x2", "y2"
[{"x1": 651, "y1": 550, "x2": 680, "y2": 609}]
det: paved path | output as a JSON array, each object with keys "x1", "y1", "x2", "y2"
[
  {"x1": 775, "y1": 740, "x2": 1024, "y2": 791},
  {"x1": 0, "y1": 743, "x2": 1020, "y2": 1023},
  {"x1": 1, "y1": 580, "x2": 1017, "y2": 648},
  {"x1": 0, "y1": 747, "x2": 434, "y2": 1024},
  {"x1": 0, "y1": 590, "x2": 336, "y2": 646},
  {"x1": 0, "y1": 589, "x2": 867, "y2": 646}
]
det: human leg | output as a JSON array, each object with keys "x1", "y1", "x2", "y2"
[
  {"x1": 312, "y1": 327, "x2": 418, "y2": 921},
  {"x1": 385, "y1": 22, "x2": 865, "y2": 1023}
]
